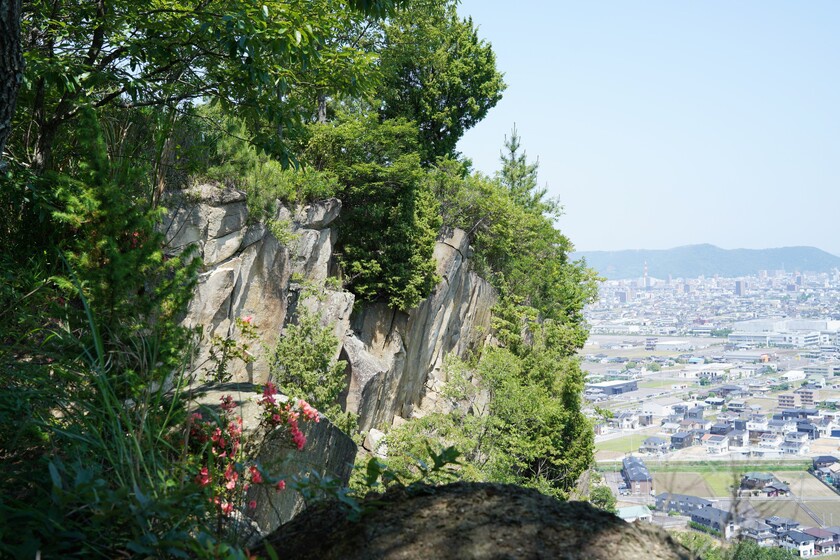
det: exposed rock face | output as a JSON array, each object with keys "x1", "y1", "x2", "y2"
[
  {"x1": 162, "y1": 185, "x2": 349, "y2": 383},
  {"x1": 344, "y1": 228, "x2": 496, "y2": 431},
  {"x1": 256, "y1": 482, "x2": 695, "y2": 560},
  {"x1": 192, "y1": 385, "x2": 357, "y2": 539},
  {"x1": 168, "y1": 185, "x2": 496, "y2": 433}
]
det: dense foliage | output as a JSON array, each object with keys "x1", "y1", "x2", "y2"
[
  {"x1": 305, "y1": 114, "x2": 442, "y2": 310},
  {"x1": 377, "y1": 133, "x2": 598, "y2": 498},
  {"x1": 1, "y1": 0, "x2": 598, "y2": 555}
]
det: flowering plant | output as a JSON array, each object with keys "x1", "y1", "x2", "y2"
[{"x1": 187, "y1": 384, "x2": 321, "y2": 541}]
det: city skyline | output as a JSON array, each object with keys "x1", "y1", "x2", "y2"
[{"x1": 456, "y1": 1, "x2": 840, "y2": 256}]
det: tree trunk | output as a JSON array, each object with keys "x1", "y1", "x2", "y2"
[
  {"x1": 0, "y1": 0, "x2": 23, "y2": 166},
  {"x1": 317, "y1": 93, "x2": 327, "y2": 124}
]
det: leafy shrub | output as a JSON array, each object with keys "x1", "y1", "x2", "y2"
[{"x1": 304, "y1": 114, "x2": 441, "y2": 311}]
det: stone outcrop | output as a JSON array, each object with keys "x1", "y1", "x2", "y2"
[
  {"x1": 162, "y1": 185, "x2": 350, "y2": 383},
  {"x1": 168, "y1": 185, "x2": 499, "y2": 529},
  {"x1": 168, "y1": 185, "x2": 496, "y2": 434},
  {"x1": 343, "y1": 228, "x2": 496, "y2": 431},
  {"x1": 256, "y1": 482, "x2": 695, "y2": 560}
]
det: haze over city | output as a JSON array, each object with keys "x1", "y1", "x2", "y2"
[{"x1": 457, "y1": 1, "x2": 840, "y2": 256}]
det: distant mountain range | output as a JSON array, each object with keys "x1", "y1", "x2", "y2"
[{"x1": 571, "y1": 244, "x2": 840, "y2": 280}]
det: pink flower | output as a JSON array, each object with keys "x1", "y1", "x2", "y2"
[
  {"x1": 195, "y1": 467, "x2": 211, "y2": 487},
  {"x1": 227, "y1": 420, "x2": 242, "y2": 437},
  {"x1": 249, "y1": 466, "x2": 263, "y2": 484},
  {"x1": 261, "y1": 382, "x2": 278, "y2": 405},
  {"x1": 242, "y1": 316, "x2": 253, "y2": 324},
  {"x1": 287, "y1": 418, "x2": 306, "y2": 450},
  {"x1": 276, "y1": 480, "x2": 286, "y2": 492},
  {"x1": 298, "y1": 399, "x2": 320, "y2": 423},
  {"x1": 220, "y1": 501, "x2": 233, "y2": 516},
  {"x1": 224, "y1": 463, "x2": 239, "y2": 489},
  {"x1": 220, "y1": 395, "x2": 236, "y2": 412},
  {"x1": 248, "y1": 500, "x2": 257, "y2": 510}
]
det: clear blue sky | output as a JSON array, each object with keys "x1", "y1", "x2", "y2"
[{"x1": 456, "y1": 1, "x2": 840, "y2": 256}]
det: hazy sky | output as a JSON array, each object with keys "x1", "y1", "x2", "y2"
[{"x1": 456, "y1": 1, "x2": 840, "y2": 256}]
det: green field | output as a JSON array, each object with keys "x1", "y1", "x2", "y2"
[
  {"x1": 654, "y1": 471, "x2": 739, "y2": 498},
  {"x1": 638, "y1": 378, "x2": 685, "y2": 389},
  {"x1": 595, "y1": 435, "x2": 644, "y2": 454},
  {"x1": 638, "y1": 460, "x2": 811, "y2": 473}
]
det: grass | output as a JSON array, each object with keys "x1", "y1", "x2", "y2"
[
  {"x1": 638, "y1": 379, "x2": 686, "y2": 389},
  {"x1": 635, "y1": 460, "x2": 811, "y2": 473},
  {"x1": 595, "y1": 434, "x2": 644, "y2": 454},
  {"x1": 653, "y1": 472, "x2": 739, "y2": 498}
]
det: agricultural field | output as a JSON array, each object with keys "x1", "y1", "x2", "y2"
[
  {"x1": 774, "y1": 471, "x2": 838, "y2": 499},
  {"x1": 745, "y1": 500, "x2": 817, "y2": 526},
  {"x1": 594, "y1": 427, "x2": 661, "y2": 460},
  {"x1": 638, "y1": 378, "x2": 688, "y2": 390},
  {"x1": 803, "y1": 501, "x2": 840, "y2": 527},
  {"x1": 654, "y1": 472, "x2": 739, "y2": 498}
]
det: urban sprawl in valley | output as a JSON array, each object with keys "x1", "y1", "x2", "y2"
[{"x1": 584, "y1": 268, "x2": 840, "y2": 556}]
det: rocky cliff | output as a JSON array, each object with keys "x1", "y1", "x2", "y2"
[{"x1": 163, "y1": 184, "x2": 496, "y2": 434}]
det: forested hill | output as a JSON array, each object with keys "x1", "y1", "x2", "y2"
[{"x1": 572, "y1": 244, "x2": 840, "y2": 280}]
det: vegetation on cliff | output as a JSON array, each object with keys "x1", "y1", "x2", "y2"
[{"x1": 1, "y1": 0, "x2": 596, "y2": 555}]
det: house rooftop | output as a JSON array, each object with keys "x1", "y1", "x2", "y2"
[
  {"x1": 785, "y1": 530, "x2": 817, "y2": 544},
  {"x1": 692, "y1": 507, "x2": 732, "y2": 526},
  {"x1": 803, "y1": 527, "x2": 835, "y2": 539},
  {"x1": 744, "y1": 472, "x2": 774, "y2": 481},
  {"x1": 617, "y1": 505, "x2": 652, "y2": 521},
  {"x1": 766, "y1": 516, "x2": 799, "y2": 527}
]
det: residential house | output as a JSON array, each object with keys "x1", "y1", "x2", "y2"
[
  {"x1": 702, "y1": 434, "x2": 729, "y2": 455},
  {"x1": 768, "y1": 418, "x2": 797, "y2": 435},
  {"x1": 782, "y1": 431, "x2": 811, "y2": 455},
  {"x1": 741, "y1": 472, "x2": 776, "y2": 490},
  {"x1": 622, "y1": 456, "x2": 654, "y2": 495},
  {"x1": 717, "y1": 385, "x2": 744, "y2": 398},
  {"x1": 705, "y1": 397, "x2": 725, "y2": 409},
  {"x1": 728, "y1": 429, "x2": 748, "y2": 448},
  {"x1": 710, "y1": 422, "x2": 731, "y2": 436},
  {"x1": 813, "y1": 456, "x2": 839, "y2": 469},
  {"x1": 639, "y1": 436, "x2": 669, "y2": 455},
  {"x1": 686, "y1": 406, "x2": 705, "y2": 421},
  {"x1": 671, "y1": 432, "x2": 694, "y2": 450},
  {"x1": 617, "y1": 505, "x2": 653, "y2": 523},
  {"x1": 780, "y1": 530, "x2": 816, "y2": 557},
  {"x1": 782, "y1": 408, "x2": 818, "y2": 420},
  {"x1": 655, "y1": 493, "x2": 712, "y2": 516},
  {"x1": 739, "y1": 519, "x2": 777, "y2": 547},
  {"x1": 673, "y1": 404, "x2": 690, "y2": 417},
  {"x1": 661, "y1": 421, "x2": 682, "y2": 434},
  {"x1": 761, "y1": 481, "x2": 790, "y2": 497},
  {"x1": 765, "y1": 516, "x2": 800, "y2": 536},
  {"x1": 615, "y1": 411, "x2": 639, "y2": 430},
  {"x1": 797, "y1": 421, "x2": 820, "y2": 440},
  {"x1": 803, "y1": 528, "x2": 836, "y2": 555},
  {"x1": 691, "y1": 507, "x2": 737, "y2": 540},
  {"x1": 755, "y1": 434, "x2": 783, "y2": 456},
  {"x1": 727, "y1": 400, "x2": 747, "y2": 414}
]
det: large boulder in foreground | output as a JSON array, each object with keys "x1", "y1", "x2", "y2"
[{"x1": 257, "y1": 482, "x2": 694, "y2": 560}]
